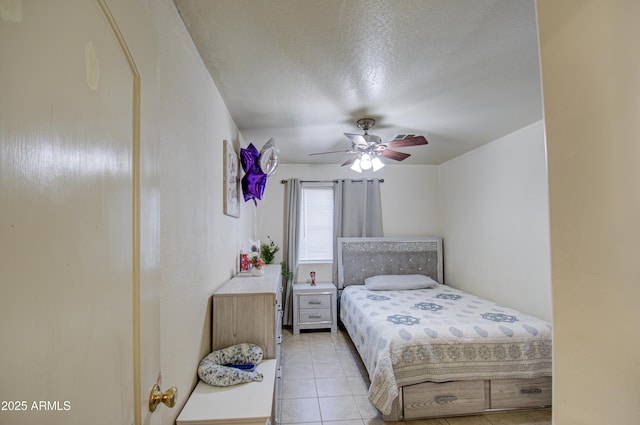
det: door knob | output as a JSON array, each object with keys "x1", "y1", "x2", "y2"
[{"x1": 149, "y1": 384, "x2": 177, "y2": 412}]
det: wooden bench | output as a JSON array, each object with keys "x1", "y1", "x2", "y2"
[{"x1": 176, "y1": 359, "x2": 277, "y2": 425}]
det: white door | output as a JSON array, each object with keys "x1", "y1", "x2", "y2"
[{"x1": 0, "y1": 1, "x2": 163, "y2": 424}]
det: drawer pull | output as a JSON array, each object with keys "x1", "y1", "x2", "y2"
[
  {"x1": 307, "y1": 300, "x2": 322, "y2": 305},
  {"x1": 520, "y1": 387, "x2": 542, "y2": 395},
  {"x1": 308, "y1": 314, "x2": 322, "y2": 319},
  {"x1": 434, "y1": 395, "x2": 458, "y2": 404}
]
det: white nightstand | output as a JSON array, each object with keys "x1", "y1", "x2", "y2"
[{"x1": 292, "y1": 282, "x2": 337, "y2": 334}]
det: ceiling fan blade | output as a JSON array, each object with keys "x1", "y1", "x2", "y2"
[
  {"x1": 386, "y1": 135, "x2": 428, "y2": 148},
  {"x1": 308, "y1": 149, "x2": 351, "y2": 156},
  {"x1": 340, "y1": 155, "x2": 358, "y2": 167},
  {"x1": 344, "y1": 133, "x2": 367, "y2": 145},
  {"x1": 380, "y1": 149, "x2": 411, "y2": 162}
]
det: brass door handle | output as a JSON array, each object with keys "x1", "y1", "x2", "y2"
[{"x1": 149, "y1": 384, "x2": 177, "y2": 412}]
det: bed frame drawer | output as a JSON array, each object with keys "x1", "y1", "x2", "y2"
[
  {"x1": 403, "y1": 380, "x2": 486, "y2": 419},
  {"x1": 490, "y1": 377, "x2": 552, "y2": 409}
]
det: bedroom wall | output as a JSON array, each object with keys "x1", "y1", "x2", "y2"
[
  {"x1": 438, "y1": 121, "x2": 552, "y2": 321},
  {"x1": 255, "y1": 164, "x2": 441, "y2": 266},
  {"x1": 134, "y1": 2, "x2": 256, "y2": 422},
  {"x1": 537, "y1": 1, "x2": 640, "y2": 424},
  {"x1": 117, "y1": 1, "x2": 255, "y2": 421}
]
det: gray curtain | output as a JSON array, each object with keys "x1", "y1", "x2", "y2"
[
  {"x1": 282, "y1": 178, "x2": 301, "y2": 326},
  {"x1": 332, "y1": 178, "x2": 383, "y2": 283}
]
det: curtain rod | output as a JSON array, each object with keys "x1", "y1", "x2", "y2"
[{"x1": 280, "y1": 178, "x2": 384, "y2": 184}]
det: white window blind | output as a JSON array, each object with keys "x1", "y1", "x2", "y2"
[{"x1": 298, "y1": 184, "x2": 334, "y2": 262}]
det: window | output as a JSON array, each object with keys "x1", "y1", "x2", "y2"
[{"x1": 298, "y1": 184, "x2": 334, "y2": 262}]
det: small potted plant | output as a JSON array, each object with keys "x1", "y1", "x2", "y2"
[{"x1": 260, "y1": 236, "x2": 280, "y2": 264}]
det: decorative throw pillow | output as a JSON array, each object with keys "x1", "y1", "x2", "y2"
[
  {"x1": 198, "y1": 343, "x2": 264, "y2": 387},
  {"x1": 364, "y1": 274, "x2": 439, "y2": 291}
]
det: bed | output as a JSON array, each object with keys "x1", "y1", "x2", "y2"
[{"x1": 337, "y1": 237, "x2": 552, "y2": 420}]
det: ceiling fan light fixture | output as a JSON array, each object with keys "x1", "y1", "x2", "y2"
[
  {"x1": 350, "y1": 158, "x2": 363, "y2": 173},
  {"x1": 372, "y1": 156, "x2": 385, "y2": 171},
  {"x1": 360, "y1": 153, "x2": 373, "y2": 170}
]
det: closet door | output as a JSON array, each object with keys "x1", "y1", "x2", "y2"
[{"x1": 0, "y1": 1, "x2": 161, "y2": 424}]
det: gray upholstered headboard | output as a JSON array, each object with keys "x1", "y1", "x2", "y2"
[{"x1": 337, "y1": 237, "x2": 443, "y2": 289}]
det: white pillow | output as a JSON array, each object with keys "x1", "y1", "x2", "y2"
[{"x1": 364, "y1": 274, "x2": 438, "y2": 291}]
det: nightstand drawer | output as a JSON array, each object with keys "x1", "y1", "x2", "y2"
[
  {"x1": 298, "y1": 294, "x2": 331, "y2": 309},
  {"x1": 299, "y1": 308, "x2": 332, "y2": 323}
]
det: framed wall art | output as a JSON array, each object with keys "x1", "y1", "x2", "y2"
[{"x1": 223, "y1": 140, "x2": 240, "y2": 217}]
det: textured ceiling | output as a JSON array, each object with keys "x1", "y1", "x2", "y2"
[{"x1": 174, "y1": 0, "x2": 542, "y2": 166}]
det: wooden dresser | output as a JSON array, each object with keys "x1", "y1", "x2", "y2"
[
  {"x1": 212, "y1": 264, "x2": 283, "y2": 360},
  {"x1": 197, "y1": 264, "x2": 283, "y2": 424},
  {"x1": 211, "y1": 264, "x2": 282, "y2": 424}
]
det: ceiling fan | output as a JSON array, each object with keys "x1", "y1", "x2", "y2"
[{"x1": 309, "y1": 118, "x2": 428, "y2": 172}]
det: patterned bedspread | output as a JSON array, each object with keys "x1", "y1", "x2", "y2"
[{"x1": 339, "y1": 284, "x2": 552, "y2": 415}]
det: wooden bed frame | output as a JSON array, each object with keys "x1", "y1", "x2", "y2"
[{"x1": 337, "y1": 237, "x2": 551, "y2": 421}]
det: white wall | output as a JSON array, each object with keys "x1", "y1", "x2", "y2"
[
  {"x1": 538, "y1": 1, "x2": 640, "y2": 423},
  {"x1": 103, "y1": 0, "x2": 259, "y2": 420},
  {"x1": 124, "y1": 1, "x2": 255, "y2": 421},
  {"x1": 254, "y1": 163, "x2": 441, "y2": 265},
  {"x1": 439, "y1": 121, "x2": 552, "y2": 321}
]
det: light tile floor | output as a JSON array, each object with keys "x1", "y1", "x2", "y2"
[{"x1": 279, "y1": 328, "x2": 551, "y2": 425}]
